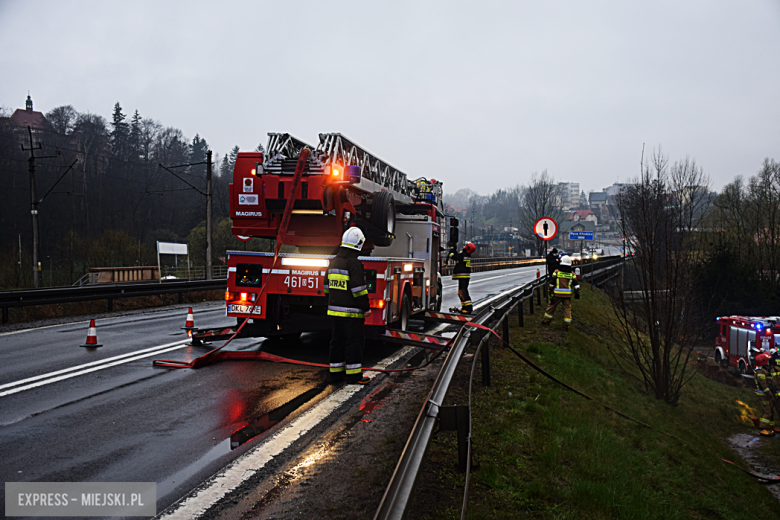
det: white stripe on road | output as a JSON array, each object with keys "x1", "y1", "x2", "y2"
[
  {"x1": 157, "y1": 346, "x2": 413, "y2": 520},
  {"x1": 0, "y1": 307, "x2": 225, "y2": 338},
  {"x1": 0, "y1": 341, "x2": 190, "y2": 397},
  {"x1": 443, "y1": 269, "x2": 535, "y2": 289}
]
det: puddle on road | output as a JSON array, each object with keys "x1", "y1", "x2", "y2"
[
  {"x1": 230, "y1": 385, "x2": 327, "y2": 450},
  {"x1": 727, "y1": 432, "x2": 780, "y2": 503},
  {"x1": 157, "y1": 383, "x2": 329, "y2": 501},
  {"x1": 248, "y1": 358, "x2": 423, "y2": 515}
]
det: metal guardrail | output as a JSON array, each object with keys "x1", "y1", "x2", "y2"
[
  {"x1": 441, "y1": 256, "x2": 545, "y2": 276},
  {"x1": 374, "y1": 257, "x2": 623, "y2": 520},
  {"x1": 0, "y1": 278, "x2": 227, "y2": 324}
]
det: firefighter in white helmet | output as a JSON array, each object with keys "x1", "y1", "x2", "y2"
[
  {"x1": 324, "y1": 227, "x2": 371, "y2": 384},
  {"x1": 541, "y1": 255, "x2": 580, "y2": 330}
]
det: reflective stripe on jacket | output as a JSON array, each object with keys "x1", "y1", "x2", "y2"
[
  {"x1": 449, "y1": 248, "x2": 471, "y2": 279},
  {"x1": 325, "y1": 249, "x2": 370, "y2": 319},
  {"x1": 756, "y1": 368, "x2": 774, "y2": 398},
  {"x1": 550, "y1": 270, "x2": 579, "y2": 298}
]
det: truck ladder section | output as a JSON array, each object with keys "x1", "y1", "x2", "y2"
[{"x1": 263, "y1": 132, "x2": 443, "y2": 208}]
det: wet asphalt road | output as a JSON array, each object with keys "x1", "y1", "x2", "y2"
[{"x1": 0, "y1": 265, "x2": 542, "y2": 517}]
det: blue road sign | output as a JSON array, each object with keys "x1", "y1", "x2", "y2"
[{"x1": 569, "y1": 231, "x2": 594, "y2": 241}]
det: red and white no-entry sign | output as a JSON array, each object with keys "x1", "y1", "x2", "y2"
[{"x1": 533, "y1": 217, "x2": 558, "y2": 241}]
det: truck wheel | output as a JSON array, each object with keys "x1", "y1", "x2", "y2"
[
  {"x1": 370, "y1": 191, "x2": 395, "y2": 247},
  {"x1": 739, "y1": 360, "x2": 747, "y2": 376},
  {"x1": 435, "y1": 279, "x2": 443, "y2": 311},
  {"x1": 714, "y1": 349, "x2": 723, "y2": 367},
  {"x1": 399, "y1": 293, "x2": 410, "y2": 332}
]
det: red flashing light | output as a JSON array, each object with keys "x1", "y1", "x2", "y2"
[{"x1": 370, "y1": 299, "x2": 386, "y2": 309}]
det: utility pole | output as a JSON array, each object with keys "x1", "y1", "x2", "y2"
[
  {"x1": 21, "y1": 126, "x2": 58, "y2": 288},
  {"x1": 206, "y1": 150, "x2": 213, "y2": 280}
]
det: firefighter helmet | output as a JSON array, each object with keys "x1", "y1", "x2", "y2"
[
  {"x1": 341, "y1": 227, "x2": 365, "y2": 251},
  {"x1": 464, "y1": 242, "x2": 476, "y2": 254},
  {"x1": 755, "y1": 352, "x2": 770, "y2": 367},
  {"x1": 560, "y1": 255, "x2": 572, "y2": 267}
]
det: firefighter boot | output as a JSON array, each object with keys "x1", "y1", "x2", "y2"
[
  {"x1": 347, "y1": 375, "x2": 370, "y2": 385},
  {"x1": 760, "y1": 429, "x2": 776, "y2": 437}
]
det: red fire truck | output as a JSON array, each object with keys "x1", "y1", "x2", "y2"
[
  {"x1": 203, "y1": 133, "x2": 452, "y2": 341},
  {"x1": 713, "y1": 316, "x2": 779, "y2": 375}
]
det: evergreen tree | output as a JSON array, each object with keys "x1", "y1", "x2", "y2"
[
  {"x1": 128, "y1": 110, "x2": 142, "y2": 161},
  {"x1": 228, "y1": 145, "x2": 240, "y2": 170},
  {"x1": 255, "y1": 143, "x2": 265, "y2": 153},
  {"x1": 220, "y1": 155, "x2": 231, "y2": 177},
  {"x1": 191, "y1": 134, "x2": 209, "y2": 163},
  {"x1": 109, "y1": 102, "x2": 129, "y2": 158},
  {"x1": 191, "y1": 134, "x2": 209, "y2": 177}
]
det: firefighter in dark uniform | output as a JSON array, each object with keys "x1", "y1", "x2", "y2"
[
  {"x1": 542, "y1": 255, "x2": 580, "y2": 329},
  {"x1": 324, "y1": 227, "x2": 371, "y2": 385},
  {"x1": 546, "y1": 247, "x2": 560, "y2": 282},
  {"x1": 754, "y1": 353, "x2": 776, "y2": 436},
  {"x1": 449, "y1": 242, "x2": 476, "y2": 314}
]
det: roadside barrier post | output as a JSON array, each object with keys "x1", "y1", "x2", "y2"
[
  {"x1": 439, "y1": 405, "x2": 471, "y2": 473},
  {"x1": 529, "y1": 291, "x2": 535, "y2": 314},
  {"x1": 537, "y1": 286, "x2": 542, "y2": 306},
  {"x1": 518, "y1": 299, "x2": 524, "y2": 327},
  {"x1": 502, "y1": 314, "x2": 510, "y2": 346}
]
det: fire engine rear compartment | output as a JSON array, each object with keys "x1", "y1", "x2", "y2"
[{"x1": 224, "y1": 251, "x2": 430, "y2": 337}]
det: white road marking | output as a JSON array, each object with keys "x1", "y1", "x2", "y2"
[
  {"x1": 0, "y1": 341, "x2": 190, "y2": 398},
  {"x1": 156, "y1": 346, "x2": 413, "y2": 520},
  {"x1": 442, "y1": 268, "x2": 535, "y2": 289},
  {"x1": 0, "y1": 340, "x2": 191, "y2": 392},
  {"x1": 0, "y1": 307, "x2": 224, "y2": 338}
]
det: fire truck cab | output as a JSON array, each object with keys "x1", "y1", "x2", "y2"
[{"x1": 714, "y1": 316, "x2": 780, "y2": 375}]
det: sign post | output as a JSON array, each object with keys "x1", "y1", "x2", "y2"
[
  {"x1": 534, "y1": 217, "x2": 558, "y2": 303},
  {"x1": 156, "y1": 241, "x2": 190, "y2": 282}
]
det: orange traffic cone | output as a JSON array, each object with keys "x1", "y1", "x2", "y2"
[
  {"x1": 80, "y1": 319, "x2": 103, "y2": 348},
  {"x1": 182, "y1": 307, "x2": 196, "y2": 330}
]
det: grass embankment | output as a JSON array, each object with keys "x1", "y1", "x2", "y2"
[{"x1": 420, "y1": 285, "x2": 780, "y2": 519}]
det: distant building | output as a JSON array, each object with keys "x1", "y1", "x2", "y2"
[
  {"x1": 604, "y1": 183, "x2": 631, "y2": 197},
  {"x1": 589, "y1": 191, "x2": 608, "y2": 209},
  {"x1": 10, "y1": 93, "x2": 52, "y2": 135},
  {"x1": 568, "y1": 209, "x2": 598, "y2": 226},
  {"x1": 558, "y1": 182, "x2": 580, "y2": 210}
]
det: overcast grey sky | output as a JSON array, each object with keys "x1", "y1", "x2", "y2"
[{"x1": 1, "y1": 0, "x2": 778, "y2": 195}]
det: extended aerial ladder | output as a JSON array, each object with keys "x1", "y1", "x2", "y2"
[{"x1": 232, "y1": 133, "x2": 443, "y2": 250}]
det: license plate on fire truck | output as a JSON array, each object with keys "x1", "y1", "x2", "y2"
[{"x1": 227, "y1": 304, "x2": 262, "y2": 315}]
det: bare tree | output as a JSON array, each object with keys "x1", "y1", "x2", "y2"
[
  {"x1": 46, "y1": 105, "x2": 78, "y2": 135},
  {"x1": 611, "y1": 148, "x2": 711, "y2": 404},
  {"x1": 517, "y1": 170, "x2": 566, "y2": 255}
]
